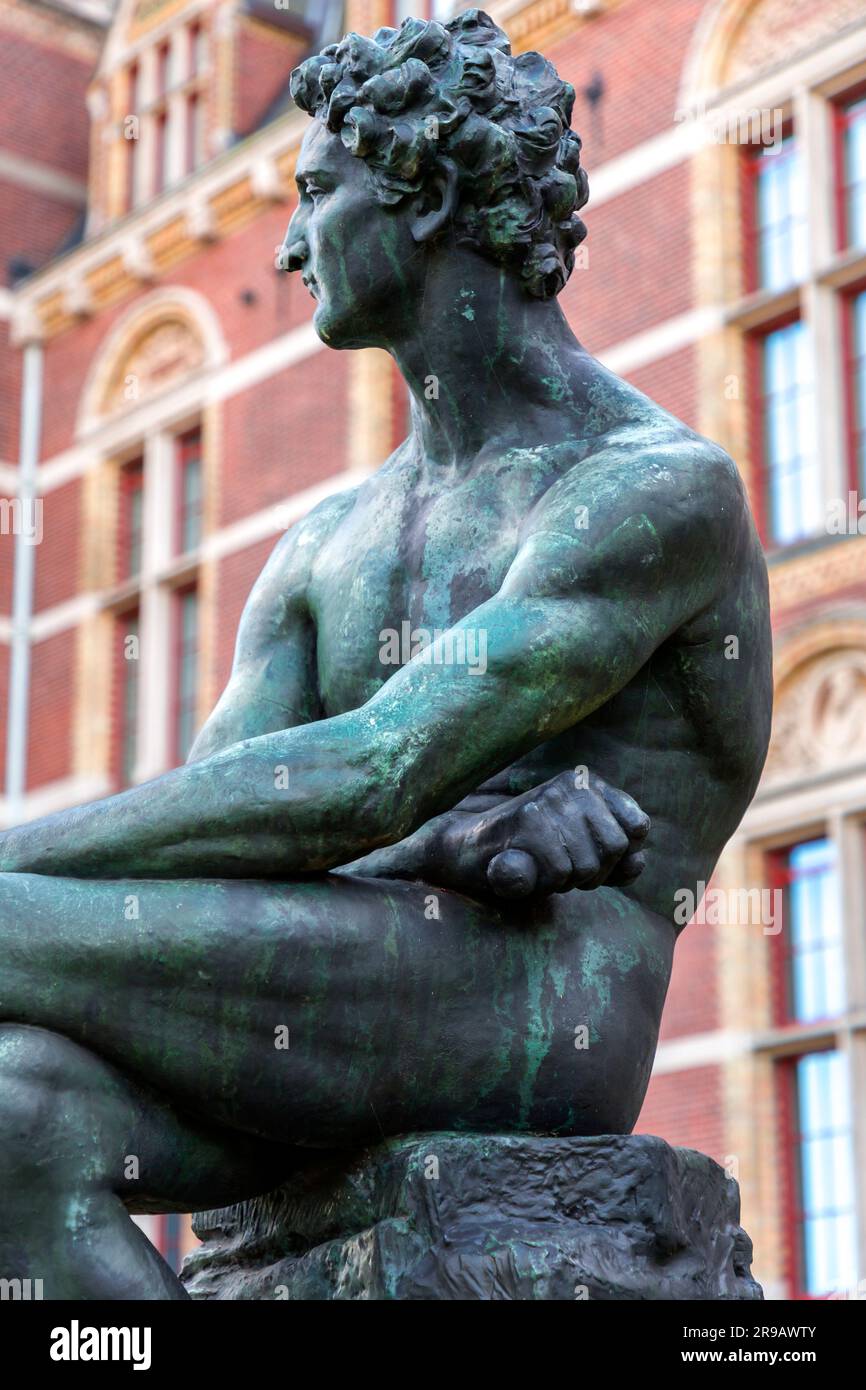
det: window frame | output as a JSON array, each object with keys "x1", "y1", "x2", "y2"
[
  {"x1": 170, "y1": 581, "x2": 200, "y2": 767},
  {"x1": 113, "y1": 605, "x2": 141, "y2": 790},
  {"x1": 117, "y1": 456, "x2": 145, "y2": 582},
  {"x1": 841, "y1": 279, "x2": 866, "y2": 495},
  {"x1": 765, "y1": 836, "x2": 845, "y2": 1028},
  {"x1": 747, "y1": 307, "x2": 818, "y2": 548},
  {"x1": 748, "y1": 805, "x2": 866, "y2": 1302},
  {"x1": 174, "y1": 425, "x2": 204, "y2": 557},
  {"x1": 777, "y1": 1047, "x2": 859, "y2": 1299},
  {"x1": 156, "y1": 40, "x2": 171, "y2": 101},
  {"x1": 742, "y1": 121, "x2": 804, "y2": 297},
  {"x1": 125, "y1": 63, "x2": 140, "y2": 212},
  {"x1": 833, "y1": 82, "x2": 866, "y2": 253},
  {"x1": 185, "y1": 90, "x2": 202, "y2": 176}
]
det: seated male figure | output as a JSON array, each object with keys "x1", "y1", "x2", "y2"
[{"x1": 0, "y1": 11, "x2": 772, "y2": 1300}]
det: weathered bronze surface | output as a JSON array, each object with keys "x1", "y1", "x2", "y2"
[
  {"x1": 185, "y1": 1134, "x2": 762, "y2": 1301},
  {"x1": 0, "y1": 10, "x2": 771, "y2": 1299}
]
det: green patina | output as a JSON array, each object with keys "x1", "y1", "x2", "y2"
[{"x1": 0, "y1": 7, "x2": 772, "y2": 1300}]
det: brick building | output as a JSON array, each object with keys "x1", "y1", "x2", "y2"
[{"x1": 1, "y1": 0, "x2": 864, "y2": 1299}]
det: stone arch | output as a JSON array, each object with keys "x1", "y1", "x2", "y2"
[
  {"x1": 77, "y1": 287, "x2": 227, "y2": 438},
  {"x1": 763, "y1": 610, "x2": 866, "y2": 787},
  {"x1": 679, "y1": 0, "x2": 865, "y2": 109}
]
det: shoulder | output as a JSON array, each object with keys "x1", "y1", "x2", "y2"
[
  {"x1": 532, "y1": 418, "x2": 746, "y2": 547},
  {"x1": 510, "y1": 420, "x2": 750, "y2": 602},
  {"x1": 260, "y1": 486, "x2": 360, "y2": 587},
  {"x1": 236, "y1": 486, "x2": 361, "y2": 637}
]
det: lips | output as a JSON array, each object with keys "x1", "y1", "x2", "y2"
[{"x1": 302, "y1": 273, "x2": 320, "y2": 300}]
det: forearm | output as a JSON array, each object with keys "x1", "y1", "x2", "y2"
[
  {"x1": 335, "y1": 793, "x2": 509, "y2": 882},
  {"x1": 0, "y1": 577, "x2": 662, "y2": 881},
  {"x1": 0, "y1": 716, "x2": 407, "y2": 879}
]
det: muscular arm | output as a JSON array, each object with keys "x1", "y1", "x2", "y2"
[
  {"x1": 0, "y1": 440, "x2": 739, "y2": 879},
  {"x1": 185, "y1": 512, "x2": 325, "y2": 761}
]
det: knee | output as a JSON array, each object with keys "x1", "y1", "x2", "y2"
[
  {"x1": 0, "y1": 1025, "x2": 105, "y2": 1186},
  {"x1": 533, "y1": 1001, "x2": 661, "y2": 1137}
]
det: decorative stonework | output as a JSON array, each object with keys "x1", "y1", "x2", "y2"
[
  {"x1": 76, "y1": 287, "x2": 227, "y2": 435},
  {"x1": 129, "y1": 0, "x2": 188, "y2": 41},
  {"x1": 764, "y1": 647, "x2": 866, "y2": 786},
  {"x1": 0, "y1": 0, "x2": 107, "y2": 60},
  {"x1": 100, "y1": 316, "x2": 205, "y2": 416},
  {"x1": 769, "y1": 537, "x2": 866, "y2": 617},
  {"x1": 485, "y1": 0, "x2": 617, "y2": 53},
  {"x1": 723, "y1": 0, "x2": 866, "y2": 88}
]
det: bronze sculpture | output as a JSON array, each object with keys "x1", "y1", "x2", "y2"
[{"x1": 0, "y1": 11, "x2": 771, "y2": 1299}]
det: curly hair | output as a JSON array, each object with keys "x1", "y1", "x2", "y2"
[{"x1": 289, "y1": 8, "x2": 589, "y2": 300}]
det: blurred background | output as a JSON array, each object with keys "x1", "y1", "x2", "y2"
[{"x1": 0, "y1": 0, "x2": 864, "y2": 1300}]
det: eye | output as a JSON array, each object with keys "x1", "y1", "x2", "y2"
[{"x1": 304, "y1": 182, "x2": 327, "y2": 203}]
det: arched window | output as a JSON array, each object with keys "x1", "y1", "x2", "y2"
[{"x1": 79, "y1": 291, "x2": 227, "y2": 786}]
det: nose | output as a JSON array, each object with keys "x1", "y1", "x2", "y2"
[
  {"x1": 278, "y1": 232, "x2": 308, "y2": 275},
  {"x1": 277, "y1": 214, "x2": 308, "y2": 274}
]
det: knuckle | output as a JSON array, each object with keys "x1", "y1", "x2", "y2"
[
  {"x1": 604, "y1": 827, "x2": 630, "y2": 858},
  {"x1": 573, "y1": 859, "x2": 600, "y2": 883}
]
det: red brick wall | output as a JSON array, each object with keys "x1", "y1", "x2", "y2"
[
  {"x1": 0, "y1": 322, "x2": 21, "y2": 465},
  {"x1": 38, "y1": 201, "x2": 308, "y2": 462},
  {"x1": 34, "y1": 478, "x2": 81, "y2": 613},
  {"x1": 27, "y1": 628, "x2": 74, "y2": 790},
  {"x1": 562, "y1": 163, "x2": 693, "y2": 355},
  {"x1": 0, "y1": 25, "x2": 93, "y2": 177},
  {"x1": 0, "y1": 179, "x2": 81, "y2": 280},
  {"x1": 636, "y1": 1063, "x2": 726, "y2": 1164},
  {"x1": 626, "y1": 346, "x2": 698, "y2": 428},
  {"x1": 234, "y1": 23, "x2": 304, "y2": 139},
  {"x1": 0, "y1": 529, "x2": 12, "y2": 614},
  {"x1": 0, "y1": 639, "x2": 7, "y2": 785},
  {"x1": 218, "y1": 349, "x2": 350, "y2": 526},
  {"x1": 659, "y1": 919, "x2": 719, "y2": 1042},
  {"x1": 548, "y1": 0, "x2": 704, "y2": 165},
  {"x1": 0, "y1": 19, "x2": 94, "y2": 280}
]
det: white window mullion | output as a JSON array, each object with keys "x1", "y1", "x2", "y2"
[
  {"x1": 837, "y1": 812, "x2": 866, "y2": 1294},
  {"x1": 166, "y1": 27, "x2": 187, "y2": 187},
  {"x1": 166, "y1": 92, "x2": 186, "y2": 187},
  {"x1": 848, "y1": 1031, "x2": 866, "y2": 1294},
  {"x1": 135, "y1": 429, "x2": 174, "y2": 779},
  {"x1": 838, "y1": 812, "x2": 866, "y2": 1013},
  {"x1": 795, "y1": 86, "x2": 845, "y2": 525},
  {"x1": 135, "y1": 45, "x2": 159, "y2": 205}
]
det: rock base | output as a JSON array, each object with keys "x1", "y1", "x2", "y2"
[{"x1": 181, "y1": 1132, "x2": 762, "y2": 1301}]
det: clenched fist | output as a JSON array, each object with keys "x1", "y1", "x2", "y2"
[{"x1": 433, "y1": 770, "x2": 650, "y2": 902}]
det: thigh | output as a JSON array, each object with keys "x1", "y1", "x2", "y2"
[{"x1": 1, "y1": 870, "x2": 674, "y2": 1145}]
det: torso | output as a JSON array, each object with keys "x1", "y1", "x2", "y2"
[{"x1": 306, "y1": 374, "x2": 772, "y2": 922}]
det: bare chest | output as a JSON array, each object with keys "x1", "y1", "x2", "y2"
[{"x1": 308, "y1": 471, "x2": 531, "y2": 714}]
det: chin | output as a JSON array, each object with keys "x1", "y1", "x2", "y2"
[{"x1": 313, "y1": 301, "x2": 381, "y2": 351}]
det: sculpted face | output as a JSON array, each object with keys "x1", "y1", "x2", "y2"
[
  {"x1": 284, "y1": 120, "x2": 418, "y2": 350},
  {"x1": 282, "y1": 14, "x2": 593, "y2": 346}
]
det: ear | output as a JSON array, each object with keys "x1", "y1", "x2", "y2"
[{"x1": 409, "y1": 158, "x2": 460, "y2": 245}]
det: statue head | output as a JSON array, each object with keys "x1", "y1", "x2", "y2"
[{"x1": 282, "y1": 8, "x2": 589, "y2": 349}]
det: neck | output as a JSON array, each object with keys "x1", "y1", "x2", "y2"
[{"x1": 387, "y1": 248, "x2": 591, "y2": 467}]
